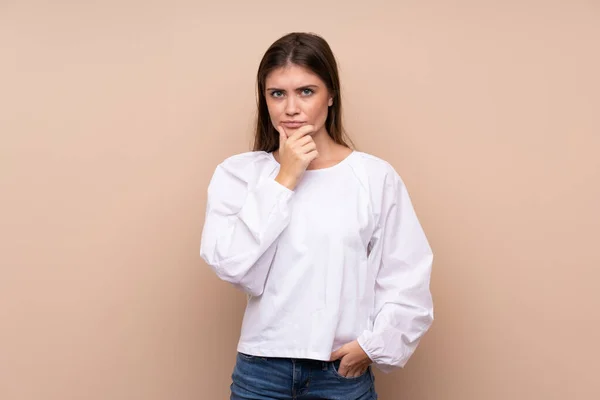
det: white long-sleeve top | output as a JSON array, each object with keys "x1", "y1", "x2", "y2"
[{"x1": 200, "y1": 150, "x2": 434, "y2": 373}]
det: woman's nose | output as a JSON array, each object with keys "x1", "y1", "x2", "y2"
[{"x1": 285, "y1": 97, "x2": 299, "y2": 115}]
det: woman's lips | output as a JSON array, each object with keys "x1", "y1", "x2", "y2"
[{"x1": 281, "y1": 121, "x2": 306, "y2": 129}]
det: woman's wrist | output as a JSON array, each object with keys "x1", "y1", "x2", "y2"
[{"x1": 275, "y1": 171, "x2": 297, "y2": 191}]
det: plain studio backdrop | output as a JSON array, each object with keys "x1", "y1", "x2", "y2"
[{"x1": 1, "y1": 1, "x2": 599, "y2": 399}]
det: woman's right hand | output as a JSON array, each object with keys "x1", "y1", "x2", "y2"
[{"x1": 274, "y1": 124, "x2": 318, "y2": 190}]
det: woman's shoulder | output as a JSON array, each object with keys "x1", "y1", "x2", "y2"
[
  {"x1": 350, "y1": 150, "x2": 401, "y2": 181},
  {"x1": 212, "y1": 150, "x2": 276, "y2": 182},
  {"x1": 349, "y1": 152, "x2": 412, "y2": 204},
  {"x1": 219, "y1": 150, "x2": 272, "y2": 168}
]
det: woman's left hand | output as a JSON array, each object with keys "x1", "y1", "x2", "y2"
[{"x1": 329, "y1": 340, "x2": 373, "y2": 378}]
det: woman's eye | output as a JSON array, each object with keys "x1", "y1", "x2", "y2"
[
  {"x1": 301, "y1": 88, "x2": 314, "y2": 96},
  {"x1": 270, "y1": 91, "x2": 283, "y2": 98}
]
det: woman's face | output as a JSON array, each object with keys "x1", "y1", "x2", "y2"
[{"x1": 264, "y1": 64, "x2": 333, "y2": 136}]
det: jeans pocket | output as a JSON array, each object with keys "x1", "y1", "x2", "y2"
[
  {"x1": 237, "y1": 352, "x2": 269, "y2": 363},
  {"x1": 331, "y1": 360, "x2": 370, "y2": 380}
]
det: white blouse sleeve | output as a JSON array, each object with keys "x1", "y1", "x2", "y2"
[
  {"x1": 357, "y1": 169, "x2": 434, "y2": 373},
  {"x1": 200, "y1": 156, "x2": 294, "y2": 296}
]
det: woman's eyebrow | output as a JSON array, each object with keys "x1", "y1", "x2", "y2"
[{"x1": 266, "y1": 84, "x2": 319, "y2": 91}]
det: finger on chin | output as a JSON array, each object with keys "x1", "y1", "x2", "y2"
[{"x1": 290, "y1": 124, "x2": 313, "y2": 138}]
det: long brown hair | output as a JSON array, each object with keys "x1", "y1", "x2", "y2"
[{"x1": 253, "y1": 32, "x2": 354, "y2": 152}]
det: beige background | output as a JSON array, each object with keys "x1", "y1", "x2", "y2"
[{"x1": 1, "y1": 1, "x2": 599, "y2": 399}]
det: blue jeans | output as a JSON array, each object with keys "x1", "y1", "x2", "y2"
[{"x1": 230, "y1": 352, "x2": 378, "y2": 399}]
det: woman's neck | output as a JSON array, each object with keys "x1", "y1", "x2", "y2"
[{"x1": 311, "y1": 129, "x2": 337, "y2": 158}]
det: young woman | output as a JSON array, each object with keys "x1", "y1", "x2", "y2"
[{"x1": 200, "y1": 32, "x2": 434, "y2": 399}]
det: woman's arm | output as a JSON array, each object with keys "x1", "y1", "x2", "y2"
[
  {"x1": 200, "y1": 159, "x2": 294, "y2": 296},
  {"x1": 357, "y1": 170, "x2": 434, "y2": 373}
]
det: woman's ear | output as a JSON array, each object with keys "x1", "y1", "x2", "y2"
[{"x1": 328, "y1": 97, "x2": 333, "y2": 107}]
